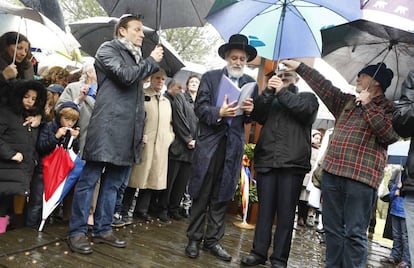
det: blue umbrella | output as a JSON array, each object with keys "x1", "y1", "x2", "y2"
[{"x1": 206, "y1": 0, "x2": 362, "y2": 61}]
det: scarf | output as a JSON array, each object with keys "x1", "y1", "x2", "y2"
[{"x1": 118, "y1": 38, "x2": 142, "y2": 64}]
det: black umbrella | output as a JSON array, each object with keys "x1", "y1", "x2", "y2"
[
  {"x1": 98, "y1": 0, "x2": 215, "y2": 30},
  {"x1": 69, "y1": 17, "x2": 185, "y2": 77},
  {"x1": 321, "y1": 19, "x2": 414, "y2": 100}
]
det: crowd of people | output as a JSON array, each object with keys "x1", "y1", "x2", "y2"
[{"x1": 1, "y1": 13, "x2": 414, "y2": 268}]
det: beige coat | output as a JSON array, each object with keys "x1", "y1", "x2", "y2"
[{"x1": 128, "y1": 87, "x2": 174, "y2": 190}]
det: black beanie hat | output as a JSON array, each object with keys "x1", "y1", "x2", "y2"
[{"x1": 357, "y1": 63, "x2": 394, "y2": 92}]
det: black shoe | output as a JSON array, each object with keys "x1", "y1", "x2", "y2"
[
  {"x1": 158, "y1": 211, "x2": 170, "y2": 223},
  {"x1": 92, "y1": 232, "x2": 126, "y2": 248},
  {"x1": 241, "y1": 253, "x2": 266, "y2": 266},
  {"x1": 271, "y1": 263, "x2": 287, "y2": 268},
  {"x1": 169, "y1": 211, "x2": 183, "y2": 221},
  {"x1": 67, "y1": 234, "x2": 93, "y2": 254},
  {"x1": 135, "y1": 212, "x2": 153, "y2": 222},
  {"x1": 185, "y1": 240, "x2": 200, "y2": 258},
  {"x1": 204, "y1": 244, "x2": 232, "y2": 262}
]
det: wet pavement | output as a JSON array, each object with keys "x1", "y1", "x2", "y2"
[{"x1": 0, "y1": 214, "x2": 392, "y2": 267}]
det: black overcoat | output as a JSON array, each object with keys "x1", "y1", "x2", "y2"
[
  {"x1": 82, "y1": 39, "x2": 159, "y2": 166},
  {"x1": 188, "y1": 68, "x2": 258, "y2": 202}
]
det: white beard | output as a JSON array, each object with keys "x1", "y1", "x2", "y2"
[{"x1": 226, "y1": 64, "x2": 244, "y2": 78}]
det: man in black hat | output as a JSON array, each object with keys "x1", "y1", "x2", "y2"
[
  {"x1": 280, "y1": 59, "x2": 400, "y2": 267},
  {"x1": 184, "y1": 34, "x2": 258, "y2": 262}
]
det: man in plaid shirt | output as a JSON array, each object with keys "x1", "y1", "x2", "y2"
[{"x1": 282, "y1": 59, "x2": 400, "y2": 267}]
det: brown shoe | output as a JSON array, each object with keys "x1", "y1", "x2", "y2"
[{"x1": 67, "y1": 234, "x2": 93, "y2": 254}]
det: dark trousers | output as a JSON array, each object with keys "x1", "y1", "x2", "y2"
[
  {"x1": 159, "y1": 159, "x2": 191, "y2": 214},
  {"x1": 186, "y1": 138, "x2": 228, "y2": 248},
  {"x1": 251, "y1": 169, "x2": 304, "y2": 267},
  {"x1": 26, "y1": 169, "x2": 43, "y2": 227},
  {"x1": 321, "y1": 171, "x2": 376, "y2": 268},
  {"x1": 135, "y1": 189, "x2": 153, "y2": 214}
]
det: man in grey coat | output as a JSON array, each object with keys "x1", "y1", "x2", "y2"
[
  {"x1": 67, "y1": 15, "x2": 163, "y2": 254},
  {"x1": 185, "y1": 34, "x2": 258, "y2": 262}
]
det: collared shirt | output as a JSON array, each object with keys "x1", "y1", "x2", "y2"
[{"x1": 296, "y1": 63, "x2": 399, "y2": 189}]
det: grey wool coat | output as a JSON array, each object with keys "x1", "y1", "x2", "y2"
[{"x1": 82, "y1": 39, "x2": 159, "y2": 166}]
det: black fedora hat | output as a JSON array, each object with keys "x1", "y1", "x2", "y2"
[{"x1": 218, "y1": 34, "x2": 257, "y2": 62}]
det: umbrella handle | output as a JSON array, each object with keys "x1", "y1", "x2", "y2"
[
  {"x1": 38, "y1": 219, "x2": 46, "y2": 232},
  {"x1": 67, "y1": 136, "x2": 74, "y2": 149},
  {"x1": 12, "y1": 17, "x2": 25, "y2": 65}
]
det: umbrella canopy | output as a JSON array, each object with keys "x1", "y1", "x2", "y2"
[
  {"x1": 39, "y1": 137, "x2": 84, "y2": 232},
  {"x1": 98, "y1": 0, "x2": 215, "y2": 30},
  {"x1": 387, "y1": 140, "x2": 410, "y2": 165},
  {"x1": 69, "y1": 17, "x2": 185, "y2": 77},
  {"x1": 362, "y1": 0, "x2": 414, "y2": 32},
  {"x1": 321, "y1": 19, "x2": 414, "y2": 100},
  {"x1": 0, "y1": 2, "x2": 80, "y2": 54},
  {"x1": 206, "y1": 0, "x2": 361, "y2": 61}
]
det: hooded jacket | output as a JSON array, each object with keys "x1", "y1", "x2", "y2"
[
  {"x1": 37, "y1": 101, "x2": 80, "y2": 159},
  {"x1": 0, "y1": 80, "x2": 46, "y2": 195}
]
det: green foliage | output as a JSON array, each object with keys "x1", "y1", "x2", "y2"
[
  {"x1": 59, "y1": 0, "x2": 106, "y2": 23},
  {"x1": 163, "y1": 27, "x2": 221, "y2": 64},
  {"x1": 244, "y1": 143, "x2": 255, "y2": 162}
]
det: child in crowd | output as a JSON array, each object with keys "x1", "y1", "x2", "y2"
[
  {"x1": 26, "y1": 102, "x2": 80, "y2": 228},
  {"x1": 0, "y1": 81, "x2": 46, "y2": 233},
  {"x1": 381, "y1": 169, "x2": 411, "y2": 268}
]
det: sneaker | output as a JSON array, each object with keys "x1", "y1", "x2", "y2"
[
  {"x1": 111, "y1": 212, "x2": 125, "y2": 228},
  {"x1": 122, "y1": 214, "x2": 133, "y2": 225}
]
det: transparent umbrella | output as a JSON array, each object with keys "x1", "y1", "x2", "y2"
[{"x1": 0, "y1": 2, "x2": 80, "y2": 56}]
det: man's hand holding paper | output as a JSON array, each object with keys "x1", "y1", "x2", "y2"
[{"x1": 219, "y1": 95, "x2": 239, "y2": 117}]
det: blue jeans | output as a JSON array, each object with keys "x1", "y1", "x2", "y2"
[
  {"x1": 404, "y1": 195, "x2": 414, "y2": 264},
  {"x1": 391, "y1": 215, "x2": 411, "y2": 264},
  {"x1": 69, "y1": 161, "x2": 130, "y2": 237},
  {"x1": 114, "y1": 166, "x2": 132, "y2": 214},
  {"x1": 321, "y1": 171, "x2": 376, "y2": 268}
]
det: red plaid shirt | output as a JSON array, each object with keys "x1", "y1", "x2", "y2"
[{"x1": 297, "y1": 63, "x2": 400, "y2": 189}]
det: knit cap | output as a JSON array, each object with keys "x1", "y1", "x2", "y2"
[{"x1": 357, "y1": 63, "x2": 393, "y2": 92}]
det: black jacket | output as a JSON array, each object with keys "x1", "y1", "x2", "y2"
[
  {"x1": 0, "y1": 81, "x2": 46, "y2": 195},
  {"x1": 252, "y1": 84, "x2": 319, "y2": 173},
  {"x1": 169, "y1": 92, "x2": 198, "y2": 163},
  {"x1": 82, "y1": 39, "x2": 159, "y2": 165},
  {"x1": 393, "y1": 70, "x2": 414, "y2": 195}
]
